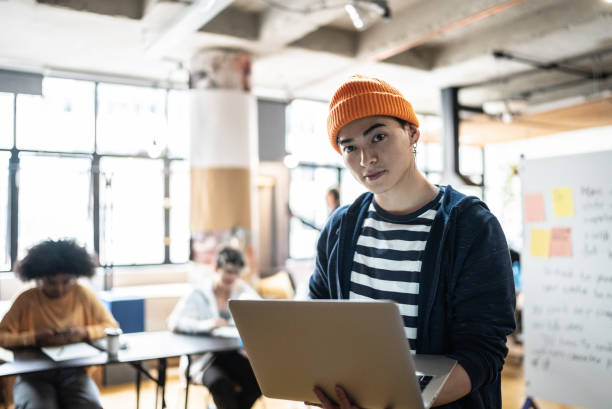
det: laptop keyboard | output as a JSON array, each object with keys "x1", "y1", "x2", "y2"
[{"x1": 417, "y1": 375, "x2": 433, "y2": 391}]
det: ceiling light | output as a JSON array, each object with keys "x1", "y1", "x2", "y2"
[
  {"x1": 345, "y1": 4, "x2": 365, "y2": 30},
  {"x1": 345, "y1": 0, "x2": 391, "y2": 30}
]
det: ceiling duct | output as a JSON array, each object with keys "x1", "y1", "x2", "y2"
[{"x1": 440, "y1": 87, "x2": 482, "y2": 187}]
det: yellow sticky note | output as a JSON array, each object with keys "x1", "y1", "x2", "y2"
[
  {"x1": 530, "y1": 229, "x2": 551, "y2": 258},
  {"x1": 552, "y1": 187, "x2": 574, "y2": 217}
]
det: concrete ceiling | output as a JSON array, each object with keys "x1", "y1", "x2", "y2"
[{"x1": 1, "y1": 0, "x2": 611, "y2": 125}]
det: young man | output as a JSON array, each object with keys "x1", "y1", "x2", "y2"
[
  {"x1": 0, "y1": 239, "x2": 119, "y2": 409},
  {"x1": 308, "y1": 75, "x2": 516, "y2": 409},
  {"x1": 326, "y1": 188, "x2": 341, "y2": 215},
  {"x1": 168, "y1": 246, "x2": 262, "y2": 409}
]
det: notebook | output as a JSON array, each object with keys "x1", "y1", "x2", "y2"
[
  {"x1": 229, "y1": 299, "x2": 456, "y2": 409},
  {"x1": 41, "y1": 342, "x2": 102, "y2": 361}
]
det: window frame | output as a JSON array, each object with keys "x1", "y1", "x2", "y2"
[{"x1": 0, "y1": 77, "x2": 189, "y2": 272}]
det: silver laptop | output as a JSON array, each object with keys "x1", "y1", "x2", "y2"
[{"x1": 229, "y1": 299, "x2": 456, "y2": 409}]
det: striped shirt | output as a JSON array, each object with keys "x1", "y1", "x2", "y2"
[{"x1": 349, "y1": 190, "x2": 443, "y2": 351}]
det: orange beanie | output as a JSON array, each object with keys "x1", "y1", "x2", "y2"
[{"x1": 327, "y1": 75, "x2": 419, "y2": 154}]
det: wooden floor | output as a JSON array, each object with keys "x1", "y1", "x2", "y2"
[{"x1": 100, "y1": 359, "x2": 585, "y2": 409}]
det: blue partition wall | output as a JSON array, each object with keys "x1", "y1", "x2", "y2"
[{"x1": 99, "y1": 291, "x2": 145, "y2": 333}]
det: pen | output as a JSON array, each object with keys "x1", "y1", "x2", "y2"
[{"x1": 56, "y1": 346, "x2": 64, "y2": 357}]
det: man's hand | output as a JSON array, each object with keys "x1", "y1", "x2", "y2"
[
  {"x1": 305, "y1": 385, "x2": 362, "y2": 409},
  {"x1": 34, "y1": 327, "x2": 88, "y2": 346},
  {"x1": 212, "y1": 318, "x2": 230, "y2": 329},
  {"x1": 431, "y1": 363, "x2": 471, "y2": 407},
  {"x1": 34, "y1": 328, "x2": 58, "y2": 346},
  {"x1": 63, "y1": 326, "x2": 89, "y2": 343}
]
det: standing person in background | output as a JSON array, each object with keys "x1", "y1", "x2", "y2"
[
  {"x1": 309, "y1": 75, "x2": 515, "y2": 409},
  {"x1": 0, "y1": 239, "x2": 119, "y2": 409},
  {"x1": 290, "y1": 187, "x2": 342, "y2": 232},
  {"x1": 169, "y1": 246, "x2": 262, "y2": 409},
  {"x1": 326, "y1": 188, "x2": 341, "y2": 215}
]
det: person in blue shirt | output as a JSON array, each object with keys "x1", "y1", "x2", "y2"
[{"x1": 308, "y1": 75, "x2": 516, "y2": 409}]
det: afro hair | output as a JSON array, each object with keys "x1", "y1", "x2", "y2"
[{"x1": 16, "y1": 239, "x2": 96, "y2": 281}]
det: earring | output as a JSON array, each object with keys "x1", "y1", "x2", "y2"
[{"x1": 413, "y1": 143, "x2": 417, "y2": 155}]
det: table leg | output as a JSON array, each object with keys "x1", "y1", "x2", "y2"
[
  {"x1": 185, "y1": 355, "x2": 192, "y2": 409},
  {"x1": 159, "y1": 357, "x2": 168, "y2": 408},
  {"x1": 155, "y1": 373, "x2": 159, "y2": 409},
  {"x1": 136, "y1": 361, "x2": 141, "y2": 409}
]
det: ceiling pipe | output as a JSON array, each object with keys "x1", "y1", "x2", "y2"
[
  {"x1": 492, "y1": 50, "x2": 611, "y2": 80},
  {"x1": 440, "y1": 87, "x2": 482, "y2": 187}
]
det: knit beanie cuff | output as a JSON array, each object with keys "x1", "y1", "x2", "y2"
[{"x1": 327, "y1": 76, "x2": 419, "y2": 154}]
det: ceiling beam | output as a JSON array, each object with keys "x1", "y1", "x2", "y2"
[
  {"x1": 382, "y1": 48, "x2": 437, "y2": 71},
  {"x1": 258, "y1": 0, "x2": 347, "y2": 47},
  {"x1": 36, "y1": 0, "x2": 144, "y2": 19},
  {"x1": 145, "y1": 0, "x2": 235, "y2": 57},
  {"x1": 290, "y1": 27, "x2": 356, "y2": 57},
  {"x1": 356, "y1": 0, "x2": 527, "y2": 62},
  {"x1": 429, "y1": 0, "x2": 612, "y2": 69},
  {"x1": 291, "y1": 0, "x2": 527, "y2": 92},
  {"x1": 199, "y1": 7, "x2": 259, "y2": 41}
]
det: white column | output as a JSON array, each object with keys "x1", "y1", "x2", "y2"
[{"x1": 189, "y1": 49, "x2": 258, "y2": 269}]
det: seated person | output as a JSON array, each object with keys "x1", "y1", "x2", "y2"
[
  {"x1": 0, "y1": 239, "x2": 119, "y2": 409},
  {"x1": 169, "y1": 246, "x2": 261, "y2": 409}
]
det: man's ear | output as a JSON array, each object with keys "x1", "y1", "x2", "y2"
[{"x1": 407, "y1": 124, "x2": 420, "y2": 144}]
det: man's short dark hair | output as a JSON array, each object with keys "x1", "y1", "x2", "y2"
[
  {"x1": 216, "y1": 246, "x2": 245, "y2": 269},
  {"x1": 393, "y1": 117, "x2": 406, "y2": 127},
  {"x1": 327, "y1": 188, "x2": 340, "y2": 202},
  {"x1": 16, "y1": 239, "x2": 96, "y2": 281}
]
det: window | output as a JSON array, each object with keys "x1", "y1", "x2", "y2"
[
  {"x1": 286, "y1": 99, "x2": 342, "y2": 166},
  {"x1": 18, "y1": 154, "x2": 93, "y2": 258},
  {"x1": 167, "y1": 90, "x2": 190, "y2": 158},
  {"x1": 289, "y1": 166, "x2": 339, "y2": 259},
  {"x1": 170, "y1": 160, "x2": 190, "y2": 263},
  {"x1": 1, "y1": 75, "x2": 190, "y2": 271},
  {"x1": 99, "y1": 158, "x2": 165, "y2": 265},
  {"x1": 459, "y1": 145, "x2": 484, "y2": 182},
  {"x1": 97, "y1": 84, "x2": 167, "y2": 155},
  {"x1": 340, "y1": 168, "x2": 366, "y2": 204},
  {"x1": 16, "y1": 78, "x2": 94, "y2": 152},
  {"x1": 0, "y1": 93, "x2": 13, "y2": 148},
  {"x1": 0, "y1": 152, "x2": 9, "y2": 270},
  {"x1": 418, "y1": 142, "x2": 443, "y2": 173}
]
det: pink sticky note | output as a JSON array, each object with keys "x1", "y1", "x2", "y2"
[
  {"x1": 550, "y1": 227, "x2": 572, "y2": 257},
  {"x1": 524, "y1": 193, "x2": 546, "y2": 223}
]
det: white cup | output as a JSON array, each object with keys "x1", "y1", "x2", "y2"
[{"x1": 105, "y1": 328, "x2": 122, "y2": 358}]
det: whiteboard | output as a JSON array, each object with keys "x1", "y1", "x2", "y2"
[{"x1": 520, "y1": 151, "x2": 612, "y2": 409}]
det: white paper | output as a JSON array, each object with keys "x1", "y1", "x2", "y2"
[
  {"x1": 0, "y1": 347, "x2": 14, "y2": 363},
  {"x1": 211, "y1": 326, "x2": 240, "y2": 339},
  {"x1": 41, "y1": 342, "x2": 102, "y2": 361}
]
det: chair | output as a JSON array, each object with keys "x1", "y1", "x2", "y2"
[
  {"x1": 181, "y1": 354, "x2": 267, "y2": 409},
  {"x1": 257, "y1": 271, "x2": 295, "y2": 300},
  {"x1": 181, "y1": 354, "x2": 212, "y2": 409}
]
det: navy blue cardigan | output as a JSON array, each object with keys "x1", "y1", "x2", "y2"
[{"x1": 309, "y1": 185, "x2": 516, "y2": 409}]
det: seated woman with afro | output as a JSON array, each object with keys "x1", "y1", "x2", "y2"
[{"x1": 0, "y1": 239, "x2": 119, "y2": 409}]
